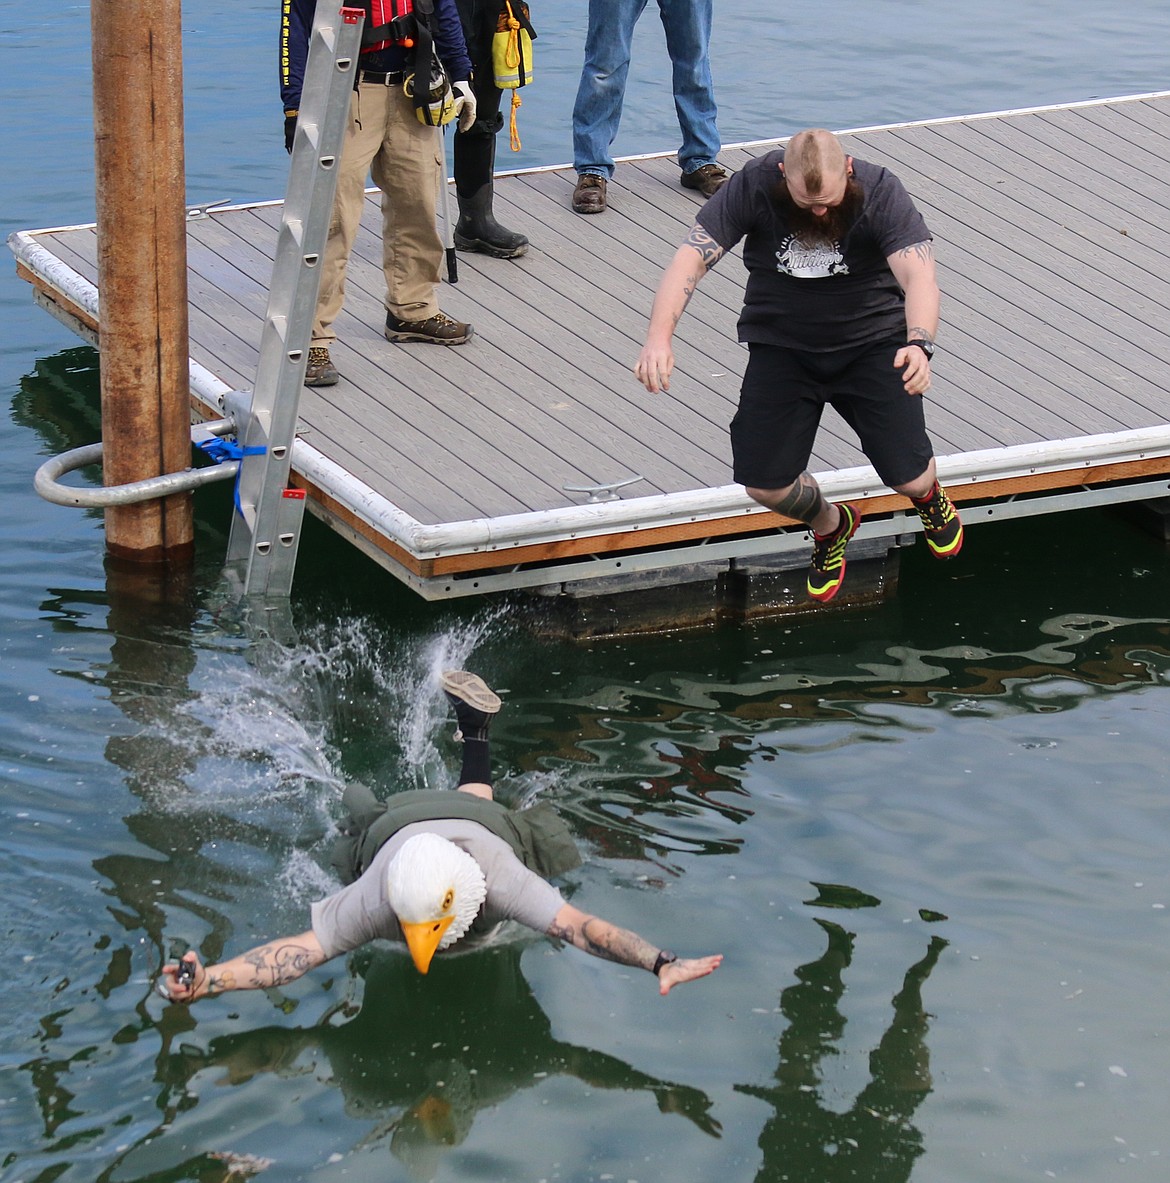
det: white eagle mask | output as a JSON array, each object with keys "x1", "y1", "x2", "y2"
[{"x1": 385, "y1": 832, "x2": 488, "y2": 973}]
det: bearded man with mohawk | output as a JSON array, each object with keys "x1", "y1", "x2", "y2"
[{"x1": 160, "y1": 672, "x2": 722, "y2": 1002}]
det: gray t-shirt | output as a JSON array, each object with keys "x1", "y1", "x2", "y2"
[
  {"x1": 310, "y1": 819, "x2": 566, "y2": 960},
  {"x1": 696, "y1": 149, "x2": 931, "y2": 351}
]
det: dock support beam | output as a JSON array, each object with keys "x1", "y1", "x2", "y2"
[{"x1": 90, "y1": 0, "x2": 193, "y2": 563}]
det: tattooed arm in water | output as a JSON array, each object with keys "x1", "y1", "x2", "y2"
[
  {"x1": 635, "y1": 222, "x2": 726, "y2": 395},
  {"x1": 158, "y1": 930, "x2": 329, "y2": 1003},
  {"x1": 546, "y1": 903, "x2": 723, "y2": 996}
]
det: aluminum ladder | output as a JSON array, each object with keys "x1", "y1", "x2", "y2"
[{"x1": 223, "y1": 5, "x2": 364, "y2": 597}]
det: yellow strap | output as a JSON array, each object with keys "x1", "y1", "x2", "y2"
[
  {"x1": 504, "y1": 0, "x2": 521, "y2": 70},
  {"x1": 509, "y1": 90, "x2": 522, "y2": 151},
  {"x1": 502, "y1": 1, "x2": 524, "y2": 150}
]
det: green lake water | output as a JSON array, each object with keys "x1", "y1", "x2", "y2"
[{"x1": 3, "y1": 3, "x2": 1170, "y2": 1180}]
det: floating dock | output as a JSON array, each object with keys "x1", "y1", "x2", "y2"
[{"x1": 11, "y1": 91, "x2": 1170, "y2": 616}]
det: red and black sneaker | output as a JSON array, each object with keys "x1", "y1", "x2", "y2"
[
  {"x1": 807, "y1": 503, "x2": 861, "y2": 603},
  {"x1": 912, "y1": 483, "x2": 964, "y2": 559}
]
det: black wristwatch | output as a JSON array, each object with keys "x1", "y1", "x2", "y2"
[
  {"x1": 652, "y1": 950, "x2": 678, "y2": 976},
  {"x1": 906, "y1": 339, "x2": 935, "y2": 359}
]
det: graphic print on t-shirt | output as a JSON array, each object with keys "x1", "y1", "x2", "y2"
[{"x1": 775, "y1": 235, "x2": 850, "y2": 278}]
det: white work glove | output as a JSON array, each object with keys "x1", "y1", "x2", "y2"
[{"x1": 452, "y1": 80, "x2": 477, "y2": 133}]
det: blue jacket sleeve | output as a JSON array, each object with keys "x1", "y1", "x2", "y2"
[
  {"x1": 433, "y1": 0, "x2": 473, "y2": 82},
  {"x1": 280, "y1": 0, "x2": 315, "y2": 112}
]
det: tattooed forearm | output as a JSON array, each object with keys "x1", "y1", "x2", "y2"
[
  {"x1": 581, "y1": 918, "x2": 658, "y2": 971},
  {"x1": 206, "y1": 970, "x2": 234, "y2": 995},
  {"x1": 671, "y1": 271, "x2": 700, "y2": 327},
  {"x1": 772, "y1": 471, "x2": 830, "y2": 525},
  {"x1": 181, "y1": 931, "x2": 328, "y2": 1001},
  {"x1": 684, "y1": 223, "x2": 726, "y2": 269},
  {"x1": 906, "y1": 326, "x2": 934, "y2": 343},
  {"x1": 549, "y1": 907, "x2": 659, "y2": 971},
  {"x1": 242, "y1": 942, "x2": 319, "y2": 987}
]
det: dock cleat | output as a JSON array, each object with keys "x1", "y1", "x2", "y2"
[
  {"x1": 807, "y1": 503, "x2": 861, "y2": 603},
  {"x1": 440, "y1": 670, "x2": 502, "y2": 742},
  {"x1": 912, "y1": 482, "x2": 964, "y2": 559}
]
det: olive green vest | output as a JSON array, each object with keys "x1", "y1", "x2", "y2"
[{"x1": 329, "y1": 782, "x2": 582, "y2": 886}]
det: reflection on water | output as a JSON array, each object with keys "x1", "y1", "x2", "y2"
[
  {"x1": 152, "y1": 947, "x2": 718, "y2": 1181},
  {"x1": 737, "y1": 921, "x2": 946, "y2": 1183}
]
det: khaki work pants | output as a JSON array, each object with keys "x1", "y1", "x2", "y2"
[{"x1": 312, "y1": 81, "x2": 445, "y2": 345}]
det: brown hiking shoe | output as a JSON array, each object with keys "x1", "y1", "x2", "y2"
[
  {"x1": 384, "y1": 310, "x2": 473, "y2": 346},
  {"x1": 572, "y1": 173, "x2": 607, "y2": 214},
  {"x1": 681, "y1": 163, "x2": 729, "y2": 197},
  {"x1": 304, "y1": 345, "x2": 339, "y2": 386}
]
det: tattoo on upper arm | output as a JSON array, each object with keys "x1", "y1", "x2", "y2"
[
  {"x1": 896, "y1": 240, "x2": 934, "y2": 264},
  {"x1": 685, "y1": 224, "x2": 725, "y2": 269}
]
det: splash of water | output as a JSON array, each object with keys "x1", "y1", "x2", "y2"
[{"x1": 162, "y1": 605, "x2": 512, "y2": 818}]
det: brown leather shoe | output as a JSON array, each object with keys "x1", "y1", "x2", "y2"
[
  {"x1": 304, "y1": 345, "x2": 339, "y2": 386},
  {"x1": 680, "y1": 163, "x2": 729, "y2": 197},
  {"x1": 572, "y1": 173, "x2": 607, "y2": 214},
  {"x1": 384, "y1": 310, "x2": 473, "y2": 346}
]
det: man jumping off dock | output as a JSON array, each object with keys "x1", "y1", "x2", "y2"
[{"x1": 635, "y1": 128, "x2": 963, "y2": 603}]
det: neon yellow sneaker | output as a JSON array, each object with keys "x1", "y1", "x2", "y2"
[
  {"x1": 913, "y1": 483, "x2": 964, "y2": 559},
  {"x1": 807, "y1": 503, "x2": 861, "y2": 603}
]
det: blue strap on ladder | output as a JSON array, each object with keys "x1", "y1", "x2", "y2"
[{"x1": 198, "y1": 436, "x2": 267, "y2": 514}]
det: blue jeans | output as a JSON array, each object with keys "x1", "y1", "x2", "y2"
[{"x1": 572, "y1": 0, "x2": 719, "y2": 178}]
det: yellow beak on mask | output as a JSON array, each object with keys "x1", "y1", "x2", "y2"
[{"x1": 400, "y1": 914, "x2": 455, "y2": 974}]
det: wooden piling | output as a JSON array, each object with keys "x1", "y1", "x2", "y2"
[{"x1": 90, "y1": 0, "x2": 194, "y2": 562}]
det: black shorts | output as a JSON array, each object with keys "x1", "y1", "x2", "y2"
[{"x1": 730, "y1": 339, "x2": 936, "y2": 490}]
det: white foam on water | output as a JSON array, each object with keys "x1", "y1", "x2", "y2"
[{"x1": 144, "y1": 608, "x2": 513, "y2": 880}]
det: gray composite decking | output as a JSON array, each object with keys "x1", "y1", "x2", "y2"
[{"x1": 11, "y1": 91, "x2": 1170, "y2": 596}]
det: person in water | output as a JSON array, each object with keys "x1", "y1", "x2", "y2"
[{"x1": 158, "y1": 671, "x2": 722, "y2": 1002}]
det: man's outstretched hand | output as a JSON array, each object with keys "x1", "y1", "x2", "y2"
[{"x1": 658, "y1": 954, "x2": 723, "y2": 996}]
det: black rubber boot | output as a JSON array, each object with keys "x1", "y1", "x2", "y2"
[
  {"x1": 454, "y1": 184, "x2": 529, "y2": 258},
  {"x1": 454, "y1": 133, "x2": 528, "y2": 258}
]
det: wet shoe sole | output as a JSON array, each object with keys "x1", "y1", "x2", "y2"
[{"x1": 440, "y1": 670, "x2": 502, "y2": 714}]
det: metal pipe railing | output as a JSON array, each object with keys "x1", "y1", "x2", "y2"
[{"x1": 34, "y1": 418, "x2": 239, "y2": 508}]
